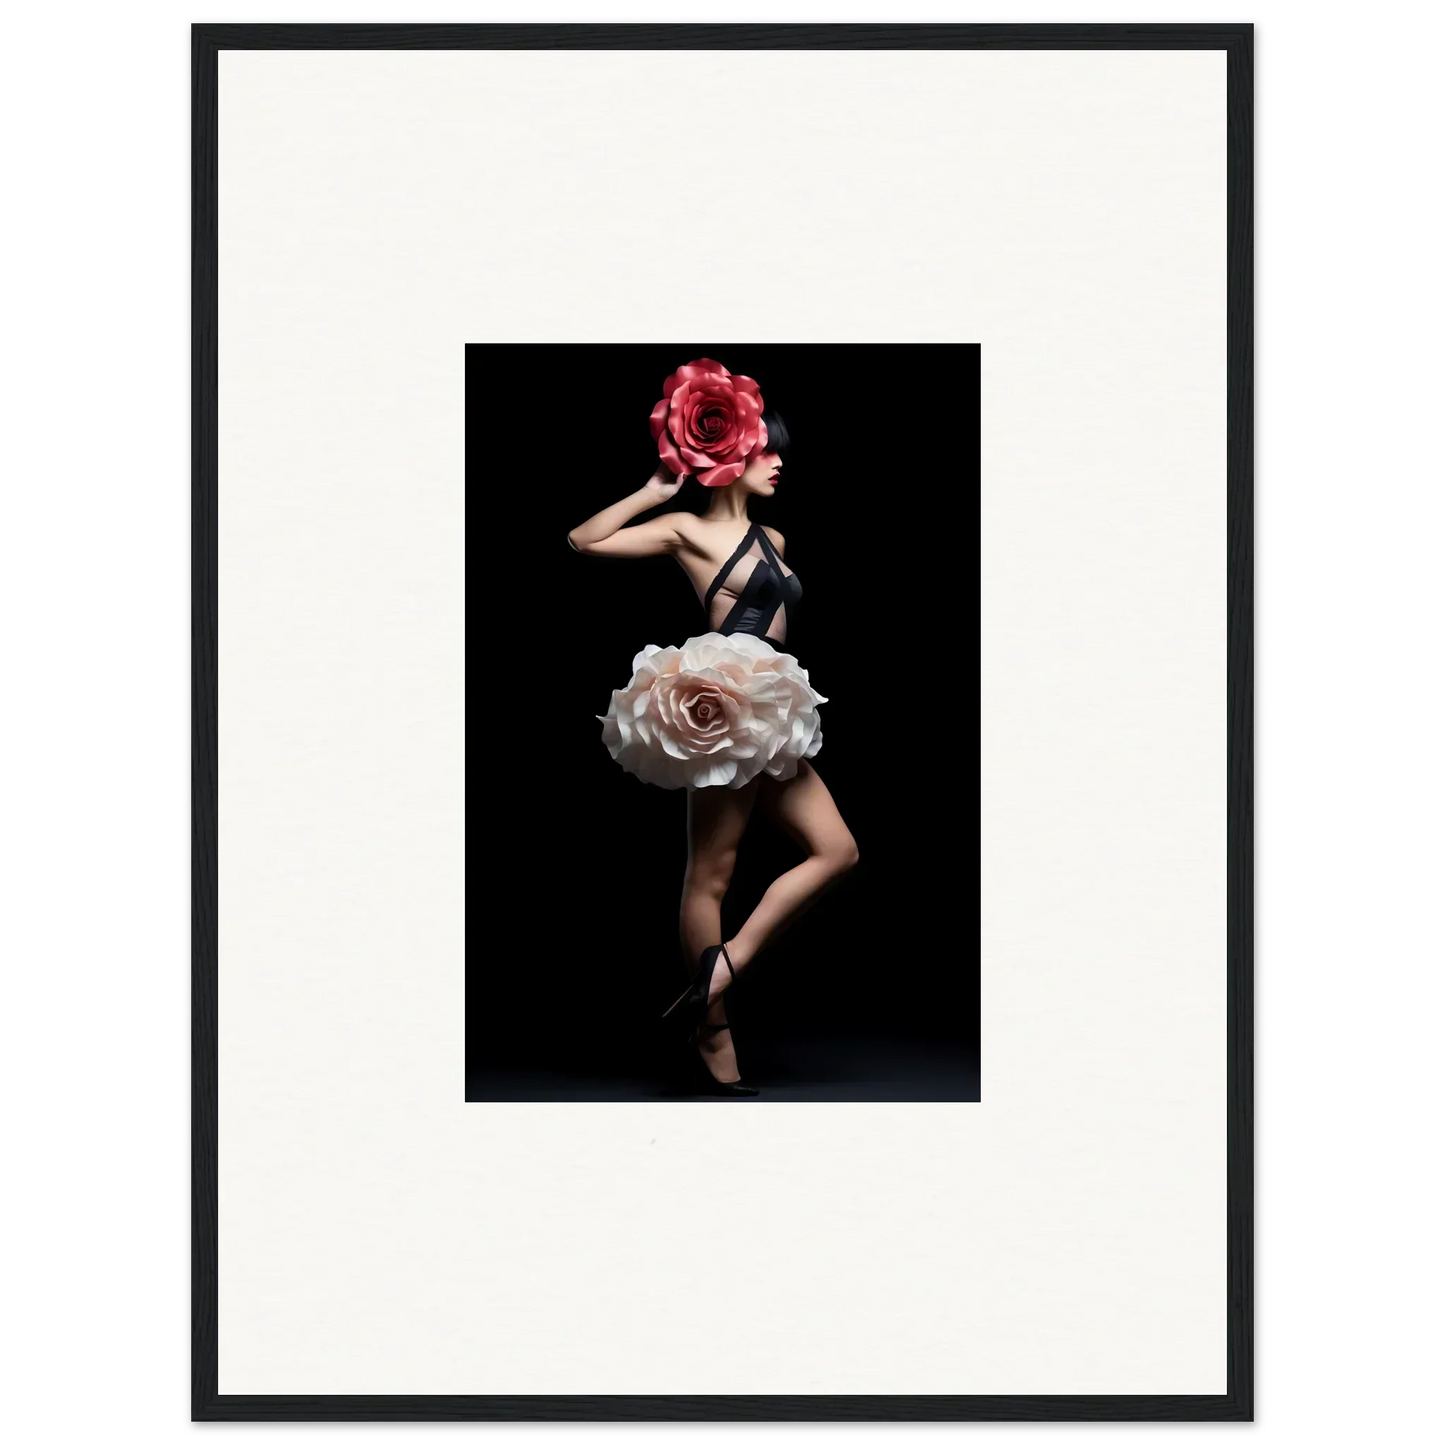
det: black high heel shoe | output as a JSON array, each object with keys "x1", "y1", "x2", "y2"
[
  {"x1": 682, "y1": 1021, "x2": 759, "y2": 1098},
  {"x1": 661, "y1": 942, "x2": 736, "y2": 1040}
]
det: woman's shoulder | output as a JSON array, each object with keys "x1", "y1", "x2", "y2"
[
  {"x1": 674, "y1": 514, "x2": 785, "y2": 562},
  {"x1": 668, "y1": 510, "x2": 707, "y2": 551}
]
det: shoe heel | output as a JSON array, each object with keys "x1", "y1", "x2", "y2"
[
  {"x1": 661, "y1": 942, "x2": 739, "y2": 1045},
  {"x1": 660, "y1": 985, "x2": 691, "y2": 1020}
]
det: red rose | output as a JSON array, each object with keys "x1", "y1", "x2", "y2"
[{"x1": 649, "y1": 358, "x2": 766, "y2": 488}]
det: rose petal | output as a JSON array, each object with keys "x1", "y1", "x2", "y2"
[
  {"x1": 656, "y1": 430, "x2": 687, "y2": 476},
  {"x1": 697, "y1": 461, "x2": 746, "y2": 487}
]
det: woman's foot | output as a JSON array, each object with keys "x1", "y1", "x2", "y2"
[
  {"x1": 665, "y1": 968, "x2": 759, "y2": 1097},
  {"x1": 695, "y1": 1020, "x2": 743, "y2": 1084}
]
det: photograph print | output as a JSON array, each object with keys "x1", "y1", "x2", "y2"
[{"x1": 466, "y1": 344, "x2": 980, "y2": 1101}]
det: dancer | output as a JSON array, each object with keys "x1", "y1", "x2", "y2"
[{"x1": 568, "y1": 359, "x2": 858, "y2": 1096}]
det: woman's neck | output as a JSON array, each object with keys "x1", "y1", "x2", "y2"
[{"x1": 701, "y1": 489, "x2": 750, "y2": 525}]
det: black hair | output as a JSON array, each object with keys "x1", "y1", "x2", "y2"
[{"x1": 760, "y1": 406, "x2": 791, "y2": 456}]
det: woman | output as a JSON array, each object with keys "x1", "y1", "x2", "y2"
[{"x1": 567, "y1": 359, "x2": 858, "y2": 1097}]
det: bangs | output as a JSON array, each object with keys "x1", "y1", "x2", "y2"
[{"x1": 760, "y1": 408, "x2": 791, "y2": 455}]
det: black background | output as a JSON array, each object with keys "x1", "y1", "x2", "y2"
[{"x1": 465, "y1": 344, "x2": 980, "y2": 1100}]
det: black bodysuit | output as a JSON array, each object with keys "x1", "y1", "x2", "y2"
[{"x1": 699, "y1": 521, "x2": 802, "y2": 649}]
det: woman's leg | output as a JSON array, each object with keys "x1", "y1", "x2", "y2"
[
  {"x1": 680, "y1": 779, "x2": 759, "y2": 1080},
  {"x1": 715, "y1": 761, "x2": 858, "y2": 988}
]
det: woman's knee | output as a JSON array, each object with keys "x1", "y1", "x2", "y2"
[
  {"x1": 823, "y1": 832, "x2": 859, "y2": 875},
  {"x1": 685, "y1": 848, "x2": 737, "y2": 900}
]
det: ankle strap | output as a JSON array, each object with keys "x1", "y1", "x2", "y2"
[{"x1": 698, "y1": 1020, "x2": 731, "y2": 1032}]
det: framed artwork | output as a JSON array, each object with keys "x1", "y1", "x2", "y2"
[{"x1": 194, "y1": 22, "x2": 1252, "y2": 1421}]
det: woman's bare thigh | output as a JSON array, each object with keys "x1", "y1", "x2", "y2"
[
  {"x1": 758, "y1": 762, "x2": 856, "y2": 859},
  {"x1": 686, "y1": 776, "x2": 760, "y2": 865}
]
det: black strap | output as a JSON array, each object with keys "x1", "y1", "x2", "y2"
[
  {"x1": 719, "y1": 942, "x2": 735, "y2": 980},
  {"x1": 698, "y1": 1021, "x2": 731, "y2": 1032},
  {"x1": 702, "y1": 523, "x2": 760, "y2": 612}
]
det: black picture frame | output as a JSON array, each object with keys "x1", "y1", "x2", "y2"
[{"x1": 193, "y1": 22, "x2": 1252, "y2": 1422}]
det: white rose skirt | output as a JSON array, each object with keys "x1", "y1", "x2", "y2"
[{"x1": 598, "y1": 632, "x2": 826, "y2": 790}]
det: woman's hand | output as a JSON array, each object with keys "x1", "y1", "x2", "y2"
[{"x1": 641, "y1": 462, "x2": 687, "y2": 501}]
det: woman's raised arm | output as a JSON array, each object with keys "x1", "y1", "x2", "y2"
[{"x1": 567, "y1": 464, "x2": 690, "y2": 558}]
